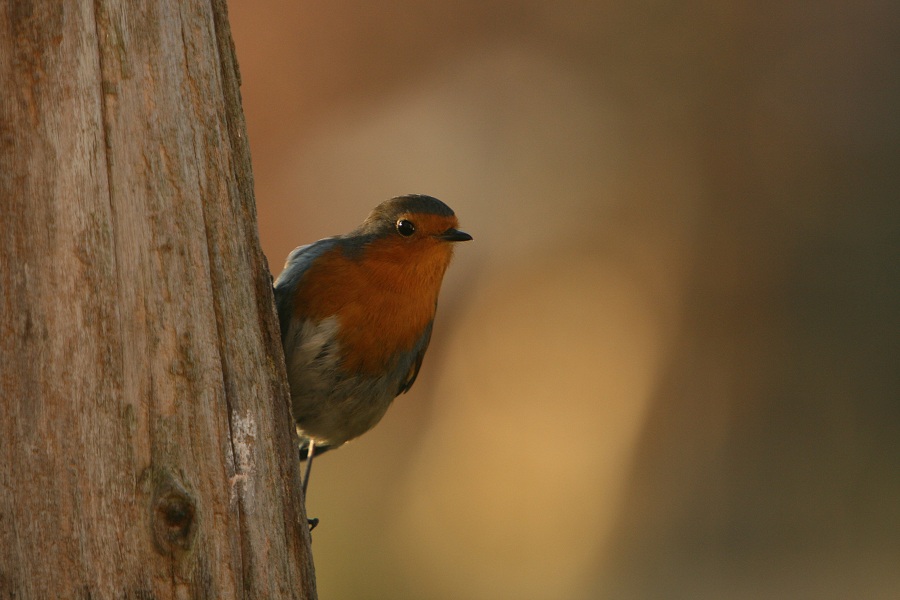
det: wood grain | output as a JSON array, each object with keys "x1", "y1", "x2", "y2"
[{"x1": 0, "y1": 1, "x2": 316, "y2": 597}]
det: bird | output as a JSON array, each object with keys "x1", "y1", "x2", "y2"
[{"x1": 273, "y1": 194, "x2": 472, "y2": 497}]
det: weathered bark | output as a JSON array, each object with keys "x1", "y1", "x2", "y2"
[{"x1": 0, "y1": 1, "x2": 316, "y2": 597}]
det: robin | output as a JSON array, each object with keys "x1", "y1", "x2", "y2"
[{"x1": 273, "y1": 194, "x2": 472, "y2": 498}]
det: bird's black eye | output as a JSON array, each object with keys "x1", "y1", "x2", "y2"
[{"x1": 396, "y1": 219, "x2": 416, "y2": 237}]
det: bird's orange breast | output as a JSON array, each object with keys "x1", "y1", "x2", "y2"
[{"x1": 292, "y1": 238, "x2": 454, "y2": 374}]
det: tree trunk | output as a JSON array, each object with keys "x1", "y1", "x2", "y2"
[{"x1": 0, "y1": 1, "x2": 316, "y2": 597}]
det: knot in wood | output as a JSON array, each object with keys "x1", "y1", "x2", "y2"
[{"x1": 150, "y1": 474, "x2": 197, "y2": 555}]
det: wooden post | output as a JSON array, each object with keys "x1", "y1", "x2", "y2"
[{"x1": 0, "y1": 0, "x2": 317, "y2": 597}]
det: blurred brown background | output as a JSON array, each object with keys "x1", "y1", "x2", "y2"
[{"x1": 229, "y1": 1, "x2": 899, "y2": 598}]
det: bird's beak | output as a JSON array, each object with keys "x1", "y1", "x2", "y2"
[{"x1": 437, "y1": 228, "x2": 473, "y2": 242}]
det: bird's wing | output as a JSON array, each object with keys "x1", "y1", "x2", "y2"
[
  {"x1": 397, "y1": 320, "x2": 434, "y2": 396},
  {"x1": 273, "y1": 237, "x2": 339, "y2": 341}
]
